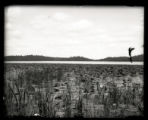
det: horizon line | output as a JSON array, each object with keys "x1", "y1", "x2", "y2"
[{"x1": 4, "y1": 54, "x2": 143, "y2": 60}]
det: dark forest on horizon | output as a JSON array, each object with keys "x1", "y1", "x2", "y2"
[{"x1": 4, "y1": 54, "x2": 143, "y2": 61}]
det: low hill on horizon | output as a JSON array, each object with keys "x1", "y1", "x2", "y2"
[
  {"x1": 98, "y1": 54, "x2": 143, "y2": 61},
  {"x1": 4, "y1": 54, "x2": 143, "y2": 61},
  {"x1": 4, "y1": 55, "x2": 93, "y2": 61}
]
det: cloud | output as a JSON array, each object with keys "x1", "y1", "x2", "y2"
[
  {"x1": 30, "y1": 13, "x2": 93, "y2": 34},
  {"x1": 28, "y1": 11, "x2": 143, "y2": 58},
  {"x1": 5, "y1": 7, "x2": 143, "y2": 58},
  {"x1": 67, "y1": 19, "x2": 94, "y2": 32},
  {"x1": 52, "y1": 12, "x2": 70, "y2": 21},
  {"x1": 29, "y1": 12, "x2": 95, "y2": 45}
]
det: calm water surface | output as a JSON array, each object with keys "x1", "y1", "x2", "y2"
[{"x1": 5, "y1": 61, "x2": 143, "y2": 65}]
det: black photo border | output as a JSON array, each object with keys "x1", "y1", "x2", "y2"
[{"x1": 0, "y1": 0, "x2": 146, "y2": 119}]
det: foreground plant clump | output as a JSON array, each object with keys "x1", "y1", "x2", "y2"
[{"x1": 4, "y1": 64, "x2": 143, "y2": 117}]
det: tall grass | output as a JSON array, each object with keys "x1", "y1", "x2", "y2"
[{"x1": 4, "y1": 64, "x2": 143, "y2": 117}]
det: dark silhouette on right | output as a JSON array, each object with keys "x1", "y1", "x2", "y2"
[{"x1": 128, "y1": 47, "x2": 135, "y2": 63}]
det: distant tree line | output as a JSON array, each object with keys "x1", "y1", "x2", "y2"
[
  {"x1": 99, "y1": 54, "x2": 143, "y2": 62},
  {"x1": 4, "y1": 54, "x2": 143, "y2": 61},
  {"x1": 4, "y1": 55, "x2": 93, "y2": 61}
]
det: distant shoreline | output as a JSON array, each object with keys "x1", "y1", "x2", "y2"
[
  {"x1": 4, "y1": 61, "x2": 143, "y2": 65},
  {"x1": 4, "y1": 54, "x2": 143, "y2": 62}
]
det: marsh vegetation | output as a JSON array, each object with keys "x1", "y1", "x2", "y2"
[{"x1": 4, "y1": 64, "x2": 143, "y2": 117}]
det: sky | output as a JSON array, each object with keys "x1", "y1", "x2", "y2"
[{"x1": 5, "y1": 6, "x2": 144, "y2": 59}]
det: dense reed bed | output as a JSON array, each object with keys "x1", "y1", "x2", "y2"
[{"x1": 4, "y1": 64, "x2": 143, "y2": 117}]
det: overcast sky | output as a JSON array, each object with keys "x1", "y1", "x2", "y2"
[{"x1": 5, "y1": 6, "x2": 144, "y2": 59}]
